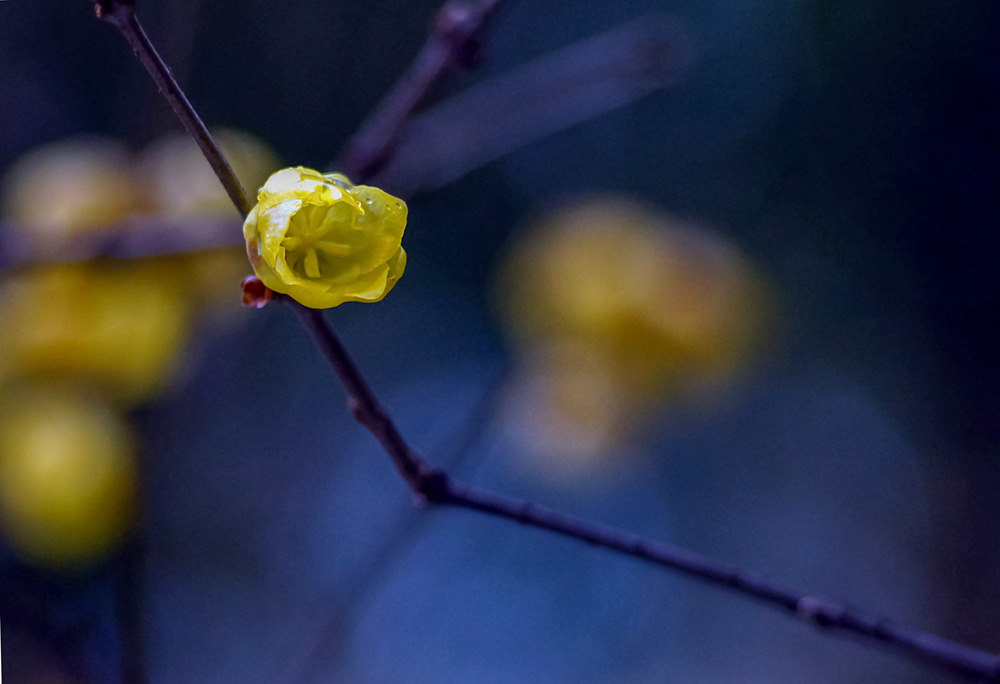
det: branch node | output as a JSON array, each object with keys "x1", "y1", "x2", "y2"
[
  {"x1": 241, "y1": 276, "x2": 274, "y2": 308},
  {"x1": 96, "y1": 0, "x2": 1000, "y2": 678},
  {"x1": 796, "y1": 596, "x2": 845, "y2": 628},
  {"x1": 93, "y1": 0, "x2": 134, "y2": 22},
  {"x1": 415, "y1": 469, "x2": 452, "y2": 505},
  {"x1": 433, "y1": 2, "x2": 484, "y2": 68},
  {"x1": 347, "y1": 396, "x2": 365, "y2": 423}
]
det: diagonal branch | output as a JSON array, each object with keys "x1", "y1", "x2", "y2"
[
  {"x1": 272, "y1": 372, "x2": 505, "y2": 684},
  {"x1": 335, "y1": 0, "x2": 516, "y2": 182},
  {"x1": 370, "y1": 15, "x2": 690, "y2": 196},
  {"x1": 294, "y1": 305, "x2": 436, "y2": 494},
  {"x1": 91, "y1": 1, "x2": 1000, "y2": 682},
  {"x1": 94, "y1": 1, "x2": 251, "y2": 218}
]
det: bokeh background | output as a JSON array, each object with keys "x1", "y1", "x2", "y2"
[{"x1": 1, "y1": 0, "x2": 999, "y2": 683}]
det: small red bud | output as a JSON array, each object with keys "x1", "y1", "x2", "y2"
[{"x1": 241, "y1": 276, "x2": 273, "y2": 308}]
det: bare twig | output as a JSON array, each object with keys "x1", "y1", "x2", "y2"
[
  {"x1": 4, "y1": 15, "x2": 679, "y2": 271},
  {"x1": 335, "y1": 0, "x2": 515, "y2": 182},
  {"x1": 294, "y1": 306, "x2": 436, "y2": 495},
  {"x1": 92, "y1": 1, "x2": 1000, "y2": 681},
  {"x1": 94, "y1": 1, "x2": 251, "y2": 218}
]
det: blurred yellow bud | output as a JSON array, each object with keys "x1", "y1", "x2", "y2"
[
  {"x1": 243, "y1": 166, "x2": 407, "y2": 309},
  {"x1": 1, "y1": 136, "x2": 143, "y2": 244},
  {"x1": 496, "y1": 197, "x2": 770, "y2": 403},
  {"x1": 141, "y1": 127, "x2": 281, "y2": 218},
  {"x1": 0, "y1": 387, "x2": 137, "y2": 568},
  {"x1": 0, "y1": 261, "x2": 191, "y2": 405}
]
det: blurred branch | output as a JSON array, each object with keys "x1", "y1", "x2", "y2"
[
  {"x1": 90, "y1": 1, "x2": 1000, "y2": 682},
  {"x1": 372, "y1": 15, "x2": 691, "y2": 196},
  {"x1": 336, "y1": 0, "x2": 516, "y2": 183},
  {"x1": 3, "y1": 17, "x2": 681, "y2": 271},
  {"x1": 0, "y1": 217, "x2": 241, "y2": 273}
]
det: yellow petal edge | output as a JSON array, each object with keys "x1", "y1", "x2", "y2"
[{"x1": 243, "y1": 166, "x2": 407, "y2": 309}]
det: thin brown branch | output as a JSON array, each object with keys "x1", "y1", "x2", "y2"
[
  {"x1": 91, "y1": 2, "x2": 1000, "y2": 681},
  {"x1": 438, "y1": 481, "x2": 1000, "y2": 682},
  {"x1": 335, "y1": 0, "x2": 515, "y2": 182},
  {"x1": 95, "y1": 1, "x2": 251, "y2": 219},
  {"x1": 274, "y1": 372, "x2": 505, "y2": 684},
  {"x1": 5, "y1": 14, "x2": 681, "y2": 273},
  {"x1": 293, "y1": 305, "x2": 437, "y2": 495}
]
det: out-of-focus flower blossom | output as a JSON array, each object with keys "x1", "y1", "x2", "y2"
[
  {"x1": 494, "y1": 196, "x2": 772, "y2": 466},
  {"x1": 0, "y1": 386, "x2": 137, "y2": 568},
  {"x1": 0, "y1": 261, "x2": 191, "y2": 405},
  {"x1": 243, "y1": 166, "x2": 407, "y2": 309},
  {"x1": 141, "y1": 127, "x2": 281, "y2": 219},
  {"x1": 0, "y1": 136, "x2": 143, "y2": 245},
  {"x1": 497, "y1": 197, "x2": 770, "y2": 398}
]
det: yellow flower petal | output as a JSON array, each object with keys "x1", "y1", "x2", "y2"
[{"x1": 243, "y1": 167, "x2": 408, "y2": 308}]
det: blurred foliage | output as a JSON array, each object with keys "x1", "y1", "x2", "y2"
[
  {"x1": 0, "y1": 260, "x2": 192, "y2": 405},
  {"x1": 141, "y1": 127, "x2": 280, "y2": 220}
]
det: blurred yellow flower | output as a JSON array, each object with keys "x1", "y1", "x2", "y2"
[
  {"x1": 0, "y1": 136, "x2": 143, "y2": 245},
  {"x1": 0, "y1": 386, "x2": 137, "y2": 568},
  {"x1": 496, "y1": 196, "x2": 771, "y2": 405},
  {"x1": 0, "y1": 261, "x2": 191, "y2": 405},
  {"x1": 243, "y1": 166, "x2": 407, "y2": 309},
  {"x1": 494, "y1": 197, "x2": 772, "y2": 471}
]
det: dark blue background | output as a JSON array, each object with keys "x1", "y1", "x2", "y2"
[{"x1": 1, "y1": 1, "x2": 998, "y2": 682}]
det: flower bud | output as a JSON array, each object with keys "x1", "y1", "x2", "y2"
[{"x1": 243, "y1": 166, "x2": 407, "y2": 309}]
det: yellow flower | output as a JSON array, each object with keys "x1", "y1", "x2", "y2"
[
  {"x1": 495, "y1": 197, "x2": 771, "y2": 403},
  {"x1": 243, "y1": 166, "x2": 407, "y2": 309},
  {"x1": 0, "y1": 261, "x2": 191, "y2": 406},
  {"x1": 1, "y1": 136, "x2": 143, "y2": 244},
  {"x1": 0, "y1": 385, "x2": 137, "y2": 568}
]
